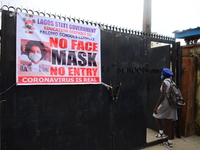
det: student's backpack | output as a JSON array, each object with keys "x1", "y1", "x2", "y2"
[{"x1": 166, "y1": 79, "x2": 185, "y2": 108}]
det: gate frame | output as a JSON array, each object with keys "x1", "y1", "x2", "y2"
[{"x1": 0, "y1": 6, "x2": 182, "y2": 149}]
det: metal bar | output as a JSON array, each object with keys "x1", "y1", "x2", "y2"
[
  {"x1": 176, "y1": 42, "x2": 182, "y2": 138},
  {"x1": 177, "y1": 42, "x2": 182, "y2": 89},
  {"x1": 172, "y1": 43, "x2": 176, "y2": 82},
  {"x1": 101, "y1": 82, "x2": 113, "y2": 89},
  {"x1": 101, "y1": 82, "x2": 115, "y2": 101},
  {"x1": 0, "y1": 101, "x2": 1, "y2": 150}
]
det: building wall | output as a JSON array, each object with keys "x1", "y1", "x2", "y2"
[{"x1": 182, "y1": 44, "x2": 200, "y2": 136}]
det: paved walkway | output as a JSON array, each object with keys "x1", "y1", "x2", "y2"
[{"x1": 140, "y1": 128, "x2": 200, "y2": 150}]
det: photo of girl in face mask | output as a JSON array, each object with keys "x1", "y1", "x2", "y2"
[{"x1": 20, "y1": 40, "x2": 51, "y2": 72}]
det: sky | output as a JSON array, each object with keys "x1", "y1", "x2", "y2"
[{"x1": 1, "y1": 0, "x2": 200, "y2": 45}]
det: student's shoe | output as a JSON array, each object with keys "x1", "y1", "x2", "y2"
[
  {"x1": 155, "y1": 133, "x2": 166, "y2": 138},
  {"x1": 163, "y1": 141, "x2": 173, "y2": 149}
]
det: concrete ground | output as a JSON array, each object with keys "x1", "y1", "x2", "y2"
[{"x1": 139, "y1": 128, "x2": 200, "y2": 150}]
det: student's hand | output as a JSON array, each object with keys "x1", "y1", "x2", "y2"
[{"x1": 154, "y1": 107, "x2": 158, "y2": 114}]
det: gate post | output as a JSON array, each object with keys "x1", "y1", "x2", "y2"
[
  {"x1": 0, "y1": 101, "x2": 1, "y2": 150},
  {"x1": 173, "y1": 42, "x2": 182, "y2": 138}
]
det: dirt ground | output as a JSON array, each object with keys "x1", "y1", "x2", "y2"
[{"x1": 140, "y1": 128, "x2": 200, "y2": 150}]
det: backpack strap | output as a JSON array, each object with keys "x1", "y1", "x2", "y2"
[
  {"x1": 163, "y1": 78, "x2": 173, "y2": 96},
  {"x1": 165, "y1": 78, "x2": 175, "y2": 86}
]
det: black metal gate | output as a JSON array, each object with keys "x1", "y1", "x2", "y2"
[
  {"x1": 101, "y1": 31, "x2": 147, "y2": 150},
  {"x1": 0, "y1": 9, "x2": 180, "y2": 150},
  {"x1": 146, "y1": 45, "x2": 170, "y2": 131}
]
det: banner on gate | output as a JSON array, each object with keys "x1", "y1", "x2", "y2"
[{"x1": 16, "y1": 12, "x2": 101, "y2": 85}]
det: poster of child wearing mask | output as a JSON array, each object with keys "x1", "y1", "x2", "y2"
[
  {"x1": 16, "y1": 12, "x2": 101, "y2": 85},
  {"x1": 20, "y1": 40, "x2": 51, "y2": 72}
]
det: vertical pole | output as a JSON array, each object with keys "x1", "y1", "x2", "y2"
[
  {"x1": 172, "y1": 43, "x2": 176, "y2": 81},
  {"x1": 177, "y1": 42, "x2": 182, "y2": 90},
  {"x1": 143, "y1": 0, "x2": 152, "y2": 33},
  {"x1": 0, "y1": 101, "x2": 1, "y2": 150},
  {"x1": 143, "y1": 0, "x2": 152, "y2": 48},
  {"x1": 172, "y1": 42, "x2": 182, "y2": 138},
  {"x1": 176, "y1": 42, "x2": 182, "y2": 138}
]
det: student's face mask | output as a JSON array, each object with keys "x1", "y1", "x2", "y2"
[
  {"x1": 29, "y1": 53, "x2": 42, "y2": 62},
  {"x1": 161, "y1": 75, "x2": 164, "y2": 79}
]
